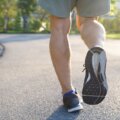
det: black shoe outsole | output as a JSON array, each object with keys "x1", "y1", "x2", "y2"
[
  {"x1": 82, "y1": 96, "x2": 105, "y2": 105},
  {"x1": 82, "y1": 47, "x2": 108, "y2": 105}
]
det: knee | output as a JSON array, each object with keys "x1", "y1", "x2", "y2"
[{"x1": 50, "y1": 16, "x2": 70, "y2": 36}]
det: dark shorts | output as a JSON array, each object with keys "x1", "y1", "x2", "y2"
[{"x1": 38, "y1": 0, "x2": 110, "y2": 17}]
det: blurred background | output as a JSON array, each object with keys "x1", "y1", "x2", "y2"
[
  {"x1": 0, "y1": 0, "x2": 120, "y2": 39},
  {"x1": 0, "y1": 1, "x2": 120, "y2": 119}
]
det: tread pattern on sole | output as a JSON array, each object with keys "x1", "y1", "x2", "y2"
[{"x1": 82, "y1": 47, "x2": 108, "y2": 105}]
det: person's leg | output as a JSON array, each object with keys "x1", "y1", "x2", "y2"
[
  {"x1": 50, "y1": 15, "x2": 83, "y2": 113},
  {"x1": 39, "y1": 0, "x2": 83, "y2": 112},
  {"x1": 49, "y1": 16, "x2": 74, "y2": 94},
  {"x1": 76, "y1": 16, "x2": 108, "y2": 105},
  {"x1": 76, "y1": 16, "x2": 105, "y2": 49}
]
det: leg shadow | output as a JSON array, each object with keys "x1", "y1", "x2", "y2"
[{"x1": 47, "y1": 105, "x2": 82, "y2": 120}]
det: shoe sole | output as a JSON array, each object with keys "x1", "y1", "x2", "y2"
[
  {"x1": 68, "y1": 103, "x2": 83, "y2": 113},
  {"x1": 82, "y1": 48, "x2": 108, "y2": 105}
]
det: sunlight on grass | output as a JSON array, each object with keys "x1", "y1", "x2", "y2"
[{"x1": 106, "y1": 33, "x2": 120, "y2": 39}]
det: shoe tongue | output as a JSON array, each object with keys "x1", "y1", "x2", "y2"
[{"x1": 63, "y1": 89, "x2": 76, "y2": 96}]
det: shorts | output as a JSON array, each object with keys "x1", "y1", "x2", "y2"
[{"x1": 38, "y1": 0, "x2": 110, "y2": 18}]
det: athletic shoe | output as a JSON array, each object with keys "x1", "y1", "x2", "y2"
[
  {"x1": 82, "y1": 47, "x2": 108, "y2": 105},
  {"x1": 63, "y1": 90, "x2": 83, "y2": 112}
]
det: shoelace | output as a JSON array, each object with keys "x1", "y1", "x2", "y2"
[{"x1": 82, "y1": 64, "x2": 86, "y2": 72}]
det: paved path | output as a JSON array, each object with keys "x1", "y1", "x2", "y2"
[{"x1": 0, "y1": 34, "x2": 120, "y2": 120}]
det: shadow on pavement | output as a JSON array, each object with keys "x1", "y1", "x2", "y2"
[{"x1": 47, "y1": 105, "x2": 81, "y2": 120}]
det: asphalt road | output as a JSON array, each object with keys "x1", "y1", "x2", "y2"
[{"x1": 0, "y1": 34, "x2": 120, "y2": 120}]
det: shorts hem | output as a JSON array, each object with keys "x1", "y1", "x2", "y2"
[
  {"x1": 38, "y1": 2, "x2": 70, "y2": 18},
  {"x1": 78, "y1": 10, "x2": 110, "y2": 17}
]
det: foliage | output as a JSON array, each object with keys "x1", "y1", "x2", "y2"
[
  {"x1": 111, "y1": 0, "x2": 117, "y2": 15},
  {"x1": 29, "y1": 17, "x2": 41, "y2": 32},
  {"x1": 107, "y1": 33, "x2": 120, "y2": 39},
  {"x1": 99, "y1": 0, "x2": 120, "y2": 34},
  {"x1": 15, "y1": 12, "x2": 22, "y2": 32},
  {"x1": 0, "y1": 0, "x2": 119, "y2": 34},
  {"x1": 100, "y1": 17, "x2": 120, "y2": 33},
  {"x1": 0, "y1": 0, "x2": 17, "y2": 18},
  {"x1": 17, "y1": 0, "x2": 37, "y2": 16}
]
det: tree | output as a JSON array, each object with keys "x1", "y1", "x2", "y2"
[
  {"x1": 33, "y1": 6, "x2": 50, "y2": 33},
  {"x1": 0, "y1": 0, "x2": 17, "y2": 32},
  {"x1": 111, "y1": 0, "x2": 117, "y2": 15},
  {"x1": 17, "y1": 0, "x2": 37, "y2": 32}
]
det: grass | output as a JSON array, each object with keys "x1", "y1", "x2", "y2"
[{"x1": 106, "y1": 33, "x2": 120, "y2": 39}]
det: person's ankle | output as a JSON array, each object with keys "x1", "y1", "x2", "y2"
[{"x1": 62, "y1": 87, "x2": 75, "y2": 95}]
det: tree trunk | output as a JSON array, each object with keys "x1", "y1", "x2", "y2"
[
  {"x1": 4, "y1": 16, "x2": 9, "y2": 32},
  {"x1": 22, "y1": 15, "x2": 29, "y2": 32}
]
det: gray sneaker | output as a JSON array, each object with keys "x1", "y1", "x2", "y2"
[{"x1": 82, "y1": 47, "x2": 108, "y2": 105}]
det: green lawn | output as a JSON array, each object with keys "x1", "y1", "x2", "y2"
[{"x1": 106, "y1": 33, "x2": 120, "y2": 39}]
